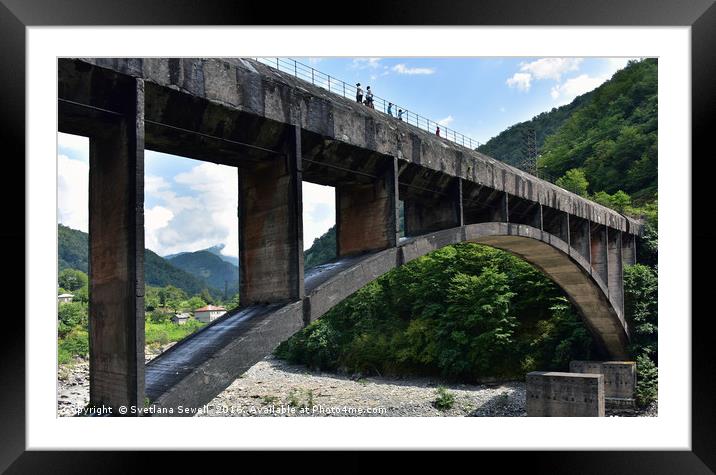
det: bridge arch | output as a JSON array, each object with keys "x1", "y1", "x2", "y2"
[{"x1": 305, "y1": 222, "x2": 629, "y2": 360}]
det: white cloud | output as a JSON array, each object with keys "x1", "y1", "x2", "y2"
[
  {"x1": 58, "y1": 132, "x2": 89, "y2": 158},
  {"x1": 392, "y1": 63, "x2": 435, "y2": 75},
  {"x1": 351, "y1": 58, "x2": 382, "y2": 69},
  {"x1": 519, "y1": 58, "x2": 583, "y2": 81},
  {"x1": 302, "y1": 182, "x2": 335, "y2": 250},
  {"x1": 147, "y1": 162, "x2": 239, "y2": 257},
  {"x1": 506, "y1": 72, "x2": 532, "y2": 92},
  {"x1": 550, "y1": 73, "x2": 608, "y2": 104},
  {"x1": 57, "y1": 154, "x2": 89, "y2": 232},
  {"x1": 437, "y1": 115, "x2": 454, "y2": 126}
]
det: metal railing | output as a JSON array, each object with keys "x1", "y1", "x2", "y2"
[{"x1": 253, "y1": 57, "x2": 555, "y2": 183}]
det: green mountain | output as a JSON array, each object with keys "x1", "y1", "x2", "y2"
[
  {"x1": 538, "y1": 59, "x2": 657, "y2": 201},
  {"x1": 167, "y1": 250, "x2": 239, "y2": 294},
  {"x1": 477, "y1": 90, "x2": 596, "y2": 168},
  {"x1": 304, "y1": 225, "x2": 337, "y2": 269},
  {"x1": 478, "y1": 59, "x2": 657, "y2": 202},
  {"x1": 58, "y1": 224, "x2": 218, "y2": 296}
]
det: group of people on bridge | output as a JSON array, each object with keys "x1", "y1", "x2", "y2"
[{"x1": 355, "y1": 83, "x2": 442, "y2": 137}]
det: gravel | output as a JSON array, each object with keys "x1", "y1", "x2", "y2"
[{"x1": 57, "y1": 351, "x2": 657, "y2": 418}]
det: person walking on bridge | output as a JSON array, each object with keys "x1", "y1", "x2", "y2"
[
  {"x1": 398, "y1": 109, "x2": 403, "y2": 121},
  {"x1": 387, "y1": 102, "x2": 393, "y2": 116},
  {"x1": 356, "y1": 83, "x2": 363, "y2": 104},
  {"x1": 365, "y1": 86, "x2": 374, "y2": 109},
  {"x1": 436, "y1": 126, "x2": 441, "y2": 137}
]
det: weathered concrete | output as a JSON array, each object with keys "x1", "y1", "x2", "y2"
[
  {"x1": 569, "y1": 360, "x2": 637, "y2": 401},
  {"x1": 590, "y1": 223, "x2": 608, "y2": 285},
  {"x1": 72, "y1": 57, "x2": 641, "y2": 234},
  {"x1": 336, "y1": 161, "x2": 398, "y2": 256},
  {"x1": 526, "y1": 371, "x2": 605, "y2": 417},
  {"x1": 86, "y1": 77, "x2": 145, "y2": 412},
  {"x1": 238, "y1": 125, "x2": 304, "y2": 305},
  {"x1": 404, "y1": 182, "x2": 461, "y2": 236}
]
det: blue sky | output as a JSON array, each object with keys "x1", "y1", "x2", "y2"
[{"x1": 58, "y1": 57, "x2": 634, "y2": 259}]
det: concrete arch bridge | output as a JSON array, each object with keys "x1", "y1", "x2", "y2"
[{"x1": 57, "y1": 58, "x2": 642, "y2": 414}]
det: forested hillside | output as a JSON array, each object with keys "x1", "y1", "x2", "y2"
[
  {"x1": 478, "y1": 59, "x2": 657, "y2": 204},
  {"x1": 167, "y1": 250, "x2": 239, "y2": 294},
  {"x1": 477, "y1": 90, "x2": 595, "y2": 167},
  {"x1": 304, "y1": 226, "x2": 337, "y2": 269},
  {"x1": 58, "y1": 224, "x2": 220, "y2": 296},
  {"x1": 539, "y1": 59, "x2": 657, "y2": 201}
]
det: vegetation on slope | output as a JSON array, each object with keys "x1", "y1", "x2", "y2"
[
  {"x1": 477, "y1": 90, "x2": 596, "y2": 167},
  {"x1": 538, "y1": 59, "x2": 658, "y2": 202},
  {"x1": 167, "y1": 250, "x2": 239, "y2": 296}
]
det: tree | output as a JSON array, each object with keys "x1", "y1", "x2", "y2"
[
  {"x1": 58, "y1": 268, "x2": 88, "y2": 292},
  {"x1": 555, "y1": 168, "x2": 589, "y2": 196},
  {"x1": 609, "y1": 190, "x2": 632, "y2": 212}
]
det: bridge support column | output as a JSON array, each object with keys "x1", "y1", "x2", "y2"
[
  {"x1": 622, "y1": 233, "x2": 637, "y2": 266},
  {"x1": 569, "y1": 216, "x2": 591, "y2": 262},
  {"x1": 542, "y1": 208, "x2": 569, "y2": 243},
  {"x1": 88, "y1": 78, "x2": 145, "y2": 412},
  {"x1": 336, "y1": 158, "x2": 399, "y2": 256},
  {"x1": 404, "y1": 179, "x2": 461, "y2": 236},
  {"x1": 239, "y1": 125, "x2": 304, "y2": 305},
  {"x1": 590, "y1": 223, "x2": 608, "y2": 286},
  {"x1": 608, "y1": 230, "x2": 624, "y2": 315}
]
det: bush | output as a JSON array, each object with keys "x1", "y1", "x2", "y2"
[
  {"x1": 58, "y1": 302, "x2": 87, "y2": 338},
  {"x1": 433, "y1": 386, "x2": 455, "y2": 411},
  {"x1": 635, "y1": 353, "x2": 658, "y2": 407},
  {"x1": 58, "y1": 328, "x2": 89, "y2": 364}
]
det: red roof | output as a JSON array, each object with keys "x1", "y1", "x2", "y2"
[{"x1": 194, "y1": 305, "x2": 226, "y2": 312}]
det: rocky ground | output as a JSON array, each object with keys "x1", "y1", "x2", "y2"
[{"x1": 58, "y1": 350, "x2": 657, "y2": 418}]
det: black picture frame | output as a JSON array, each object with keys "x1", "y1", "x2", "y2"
[{"x1": 2, "y1": 0, "x2": 713, "y2": 471}]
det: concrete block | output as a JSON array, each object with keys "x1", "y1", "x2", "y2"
[
  {"x1": 569, "y1": 361, "x2": 636, "y2": 400},
  {"x1": 526, "y1": 371, "x2": 605, "y2": 417}
]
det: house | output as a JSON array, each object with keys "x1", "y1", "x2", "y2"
[
  {"x1": 194, "y1": 305, "x2": 227, "y2": 323},
  {"x1": 58, "y1": 293, "x2": 74, "y2": 304},
  {"x1": 171, "y1": 312, "x2": 191, "y2": 325}
]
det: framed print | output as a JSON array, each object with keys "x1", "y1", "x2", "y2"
[{"x1": 2, "y1": 0, "x2": 714, "y2": 471}]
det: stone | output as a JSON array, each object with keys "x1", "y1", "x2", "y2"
[
  {"x1": 569, "y1": 360, "x2": 636, "y2": 401},
  {"x1": 526, "y1": 371, "x2": 605, "y2": 417}
]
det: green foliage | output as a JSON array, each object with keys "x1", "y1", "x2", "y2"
[
  {"x1": 145, "y1": 319, "x2": 206, "y2": 347},
  {"x1": 276, "y1": 243, "x2": 595, "y2": 381},
  {"x1": 58, "y1": 328, "x2": 89, "y2": 364},
  {"x1": 58, "y1": 224, "x2": 89, "y2": 272},
  {"x1": 432, "y1": 386, "x2": 456, "y2": 411},
  {"x1": 58, "y1": 302, "x2": 88, "y2": 338},
  {"x1": 538, "y1": 59, "x2": 657, "y2": 201},
  {"x1": 634, "y1": 353, "x2": 658, "y2": 407},
  {"x1": 477, "y1": 90, "x2": 597, "y2": 166},
  {"x1": 59, "y1": 268, "x2": 88, "y2": 292},
  {"x1": 624, "y1": 264, "x2": 658, "y2": 359},
  {"x1": 555, "y1": 168, "x2": 589, "y2": 196},
  {"x1": 304, "y1": 225, "x2": 337, "y2": 269},
  {"x1": 592, "y1": 190, "x2": 632, "y2": 212}
]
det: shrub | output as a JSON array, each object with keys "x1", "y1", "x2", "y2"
[
  {"x1": 635, "y1": 353, "x2": 658, "y2": 407},
  {"x1": 433, "y1": 386, "x2": 455, "y2": 411},
  {"x1": 58, "y1": 328, "x2": 89, "y2": 364}
]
